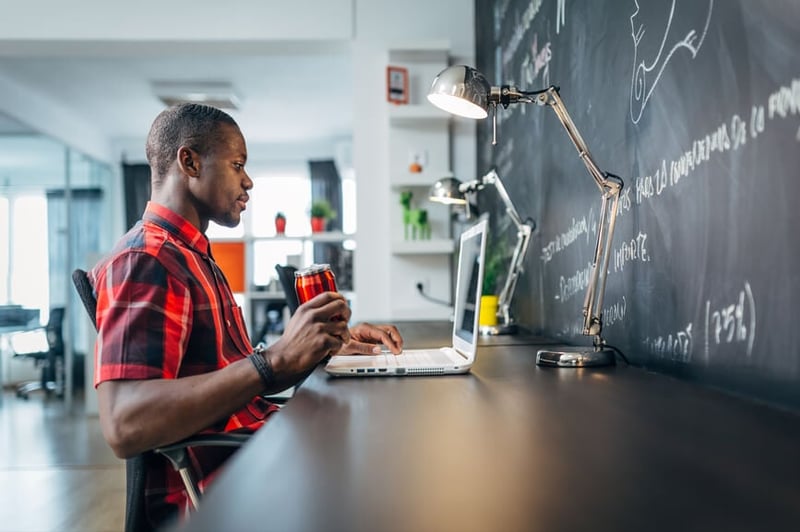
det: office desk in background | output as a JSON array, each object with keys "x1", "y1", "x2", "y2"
[
  {"x1": 0, "y1": 315, "x2": 41, "y2": 403},
  {"x1": 174, "y1": 321, "x2": 800, "y2": 532}
]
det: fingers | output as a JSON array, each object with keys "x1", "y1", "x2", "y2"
[
  {"x1": 296, "y1": 292, "x2": 351, "y2": 323},
  {"x1": 340, "y1": 340, "x2": 384, "y2": 355},
  {"x1": 276, "y1": 291, "x2": 352, "y2": 369},
  {"x1": 349, "y1": 323, "x2": 404, "y2": 354},
  {"x1": 377, "y1": 325, "x2": 404, "y2": 353}
]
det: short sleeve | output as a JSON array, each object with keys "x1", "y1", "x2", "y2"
[{"x1": 94, "y1": 250, "x2": 193, "y2": 385}]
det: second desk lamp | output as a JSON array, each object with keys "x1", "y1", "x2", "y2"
[{"x1": 429, "y1": 170, "x2": 534, "y2": 335}]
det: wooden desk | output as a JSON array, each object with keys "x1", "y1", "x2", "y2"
[{"x1": 175, "y1": 322, "x2": 800, "y2": 532}]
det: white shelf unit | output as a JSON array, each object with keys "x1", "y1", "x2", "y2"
[
  {"x1": 386, "y1": 44, "x2": 454, "y2": 320},
  {"x1": 391, "y1": 239, "x2": 455, "y2": 255}
]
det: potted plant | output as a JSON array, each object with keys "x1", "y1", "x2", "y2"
[
  {"x1": 309, "y1": 200, "x2": 336, "y2": 233},
  {"x1": 274, "y1": 212, "x2": 286, "y2": 235}
]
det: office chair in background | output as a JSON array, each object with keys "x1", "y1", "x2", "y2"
[
  {"x1": 71, "y1": 269, "x2": 250, "y2": 532},
  {"x1": 274, "y1": 264, "x2": 300, "y2": 315},
  {"x1": 9, "y1": 307, "x2": 65, "y2": 400}
]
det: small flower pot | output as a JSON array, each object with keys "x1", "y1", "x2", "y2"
[
  {"x1": 311, "y1": 217, "x2": 326, "y2": 233},
  {"x1": 479, "y1": 295, "x2": 499, "y2": 327},
  {"x1": 275, "y1": 217, "x2": 286, "y2": 234}
]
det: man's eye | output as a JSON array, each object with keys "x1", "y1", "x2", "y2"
[{"x1": 233, "y1": 163, "x2": 244, "y2": 170}]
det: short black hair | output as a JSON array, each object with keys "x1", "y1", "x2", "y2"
[{"x1": 145, "y1": 103, "x2": 238, "y2": 182}]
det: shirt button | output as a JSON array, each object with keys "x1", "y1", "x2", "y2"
[{"x1": 226, "y1": 319, "x2": 231, "y2": 327}]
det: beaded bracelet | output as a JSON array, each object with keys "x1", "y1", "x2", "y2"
[{"x1": 249, "y1": 346, "x2": 275, "y2": 391}]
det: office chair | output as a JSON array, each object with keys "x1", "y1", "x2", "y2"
[
  {"x1": 9, "y1": 307, "x2": 65, "y2": 399},
  {"x1": 274, "y1": 264, "x2": 300, "y2": 315},
  {"x1": 71, "y1": 269, "x2": 250, "y2": 532}
]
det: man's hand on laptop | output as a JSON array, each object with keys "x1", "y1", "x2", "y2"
[{"x1": 338, "y1": 323, "x2": 404, "y2": 355}]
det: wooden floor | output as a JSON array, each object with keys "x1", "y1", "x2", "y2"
[{"x1": 0, "y1": 389, "x2": 125, "y2": 532}]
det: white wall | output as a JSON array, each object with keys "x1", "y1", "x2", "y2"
[
  {"x1": 0, "y1": 73, "x2": 111, "y2": 164},
  {"x1": 351, "y1": 0, "x2": 475, "y2": 322}
]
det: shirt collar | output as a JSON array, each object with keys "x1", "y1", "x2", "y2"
[{"x1": 142, "y1": 201, "x2": 210, "y2": 256}]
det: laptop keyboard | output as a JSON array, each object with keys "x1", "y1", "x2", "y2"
[{"x1": 382, "y1": 348, "x2": 457, "y2": 367}]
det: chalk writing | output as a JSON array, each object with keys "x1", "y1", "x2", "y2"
[
  {"x1": 629, "y1": 0, "x2": 714, "y2": 124},
  {"x1": 540, "y1": 211, "x2": 592, "y2": 264},
  {"x1": 613, "y1": 231, "x2": 650, "y2": 273},
  {"x1": 619, "y1": 186, "x2": 633, "y2": 213},
  {"x1": 496, "y1": 138, "x2": 516, "y2": 180},
  {"x1": 602, "y1": 296, "x2": 627, "y2": 328},
  {"x1": 628, "y1": 78, "x2": 800, "y2": 212},
  {"x1": 644, "y1": 323, "x2": 693, "y2": 363},
  {"x1": 556, "y1": 261, "x2": 593, "y2": 303},
  {"x1": 521, "y1": 33, "x2": 552, "y2": 88},
  {"x1": 556, "y1": 0, "x2": 566, "y2": 34},
  {"x1": 559, "y1": 320, "x2": 584, "y2": 338},
  {"x1": 750, "y1": 105, "x2": 765, "y2": 139},
  {"x1": 501, "y1": 0, "x2": 544, "y2": 73},
  {"x1": 704, "y1": 281, "x2": 756, "y2": 360},
  {"x1": 768, "y1": 80, "x2": 800, "y2": 119}
]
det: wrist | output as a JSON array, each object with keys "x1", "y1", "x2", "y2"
[{"x1": 249, "y1": 345, "x2": 276, "y2": 391}]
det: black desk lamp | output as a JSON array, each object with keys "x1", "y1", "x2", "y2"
[{"x1": 428, "y1": 65, "x2": 624, "y2": 367}]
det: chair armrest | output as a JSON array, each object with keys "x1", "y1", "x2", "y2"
[{"x1": 154, "y1": 433, "x2": 251, "y2": 472}]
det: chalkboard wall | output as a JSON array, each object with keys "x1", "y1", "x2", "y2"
[{"x1": 474, "y1": 0, "x2": 800, "y2": 411}]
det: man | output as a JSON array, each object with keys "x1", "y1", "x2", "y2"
[{"x1": 89, "y1": 103, "x2": 403, "y2": 526}]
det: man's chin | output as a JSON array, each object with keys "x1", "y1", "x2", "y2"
[{"x1": 214, "y1": 215, "x2": 240, "y2": 229}]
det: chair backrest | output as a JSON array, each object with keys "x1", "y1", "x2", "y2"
[
  {"x1": 274, "y1": 264, "x2": 300, "y2": 315},
  {"x1": 46, "y1": 307, "x2": 65, "y2": 354},
  {"x1": 71, "y1": 269, "x2": 97, "y2": 330},
  {"x1": 71, "y1": 268, "x2": 153, "y2": 531}
]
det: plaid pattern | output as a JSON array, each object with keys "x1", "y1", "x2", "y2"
[{"x1": 90, "y1": 201, "x2": 278, "y2": 525}]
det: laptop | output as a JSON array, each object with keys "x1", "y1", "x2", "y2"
[{"x1": 325, "y1": 218, "x2": 487, "y2": 377}]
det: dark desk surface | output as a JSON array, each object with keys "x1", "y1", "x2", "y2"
[{"x1": 176, "y1": 322, "x2": 800, "y2": 532}]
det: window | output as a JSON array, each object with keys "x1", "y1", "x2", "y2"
[
  {"x1": 206, "y1": 220, "x2": 244, "y2": 240},
  {"x1": 341, "y1": 168, "x2": 357, "y2": 236},
  {"x1": 249, "y1": 174, "x2": 312, "y2": 286},
  {"x1": 250, "y1": 175, "x2": 312, "y2": 237},
  {"x1": 0, "y1": 197, "x2": 8, "y2": 303},
  {"x1": 0, "y1": 194, "x2": 49, "y2": 311}
]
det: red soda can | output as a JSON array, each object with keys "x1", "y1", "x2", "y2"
[{"x1": 294, "y1": 263, "x2": 338, "y2": 304}]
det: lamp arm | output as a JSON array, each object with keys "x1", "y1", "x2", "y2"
[
  {"x1": 529, "y1": 87, "x2": 624, "y2": 345},
  {"x1": 497, "y1": 219, "x2": 533, "y2": 326},
  {"x1": 463, "y1": 169, "x2": 535, "y2": 327}
]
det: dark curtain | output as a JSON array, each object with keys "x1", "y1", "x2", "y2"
[
  {"x1": 309, "y1": 159, "x2": 342, "y2": 232},
  {"x1": 123, "y1": 163, "x2": 151, "y2": 230},
  {"x1": 308, "y1": 159, "x2": 352, "y2": 290}
]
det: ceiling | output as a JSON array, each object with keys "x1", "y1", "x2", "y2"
[{"x1": 0, "y1": 41, "x2": 354, "y2": 153}]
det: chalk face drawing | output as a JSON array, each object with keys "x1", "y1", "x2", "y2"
[{"x1": 629, "y1": 0, "x2": 714, "y2": 124}]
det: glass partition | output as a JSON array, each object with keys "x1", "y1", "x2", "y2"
[{"x1": 0, "y1": 113, "x2": 113, "y2": 409}]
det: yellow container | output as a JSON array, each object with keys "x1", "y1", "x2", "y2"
[{"x1": 479, "y1": 295, "x2": 499, "y2": 327}]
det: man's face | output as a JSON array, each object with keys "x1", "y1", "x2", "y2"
[{"x1": 192, "y1": 123, "x2": 252, "y2": 228}]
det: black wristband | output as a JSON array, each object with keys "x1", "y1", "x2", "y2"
[{"x1": 249, "y1": 348, "x2": 275, "y2": 391}]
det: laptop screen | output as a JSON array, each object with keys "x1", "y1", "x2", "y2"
[{"x1": 453, "y1": 219, "x2": 487, "y2": 346}]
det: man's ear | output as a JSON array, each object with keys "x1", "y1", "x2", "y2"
[{"x1": 177, "y1": 146, "x2": 200, "y2": 177}]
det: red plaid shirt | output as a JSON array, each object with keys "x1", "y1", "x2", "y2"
[{"x1": 90, "y1": 201, "x2": 278, "y2": 525}]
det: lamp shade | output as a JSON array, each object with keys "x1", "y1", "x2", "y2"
[
  {"x1": 429, "y1": 176, "x2": 467, "y2": 205},
  {"x1": 427, "y1": 65, "x2": 491, "y2": 119}
]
